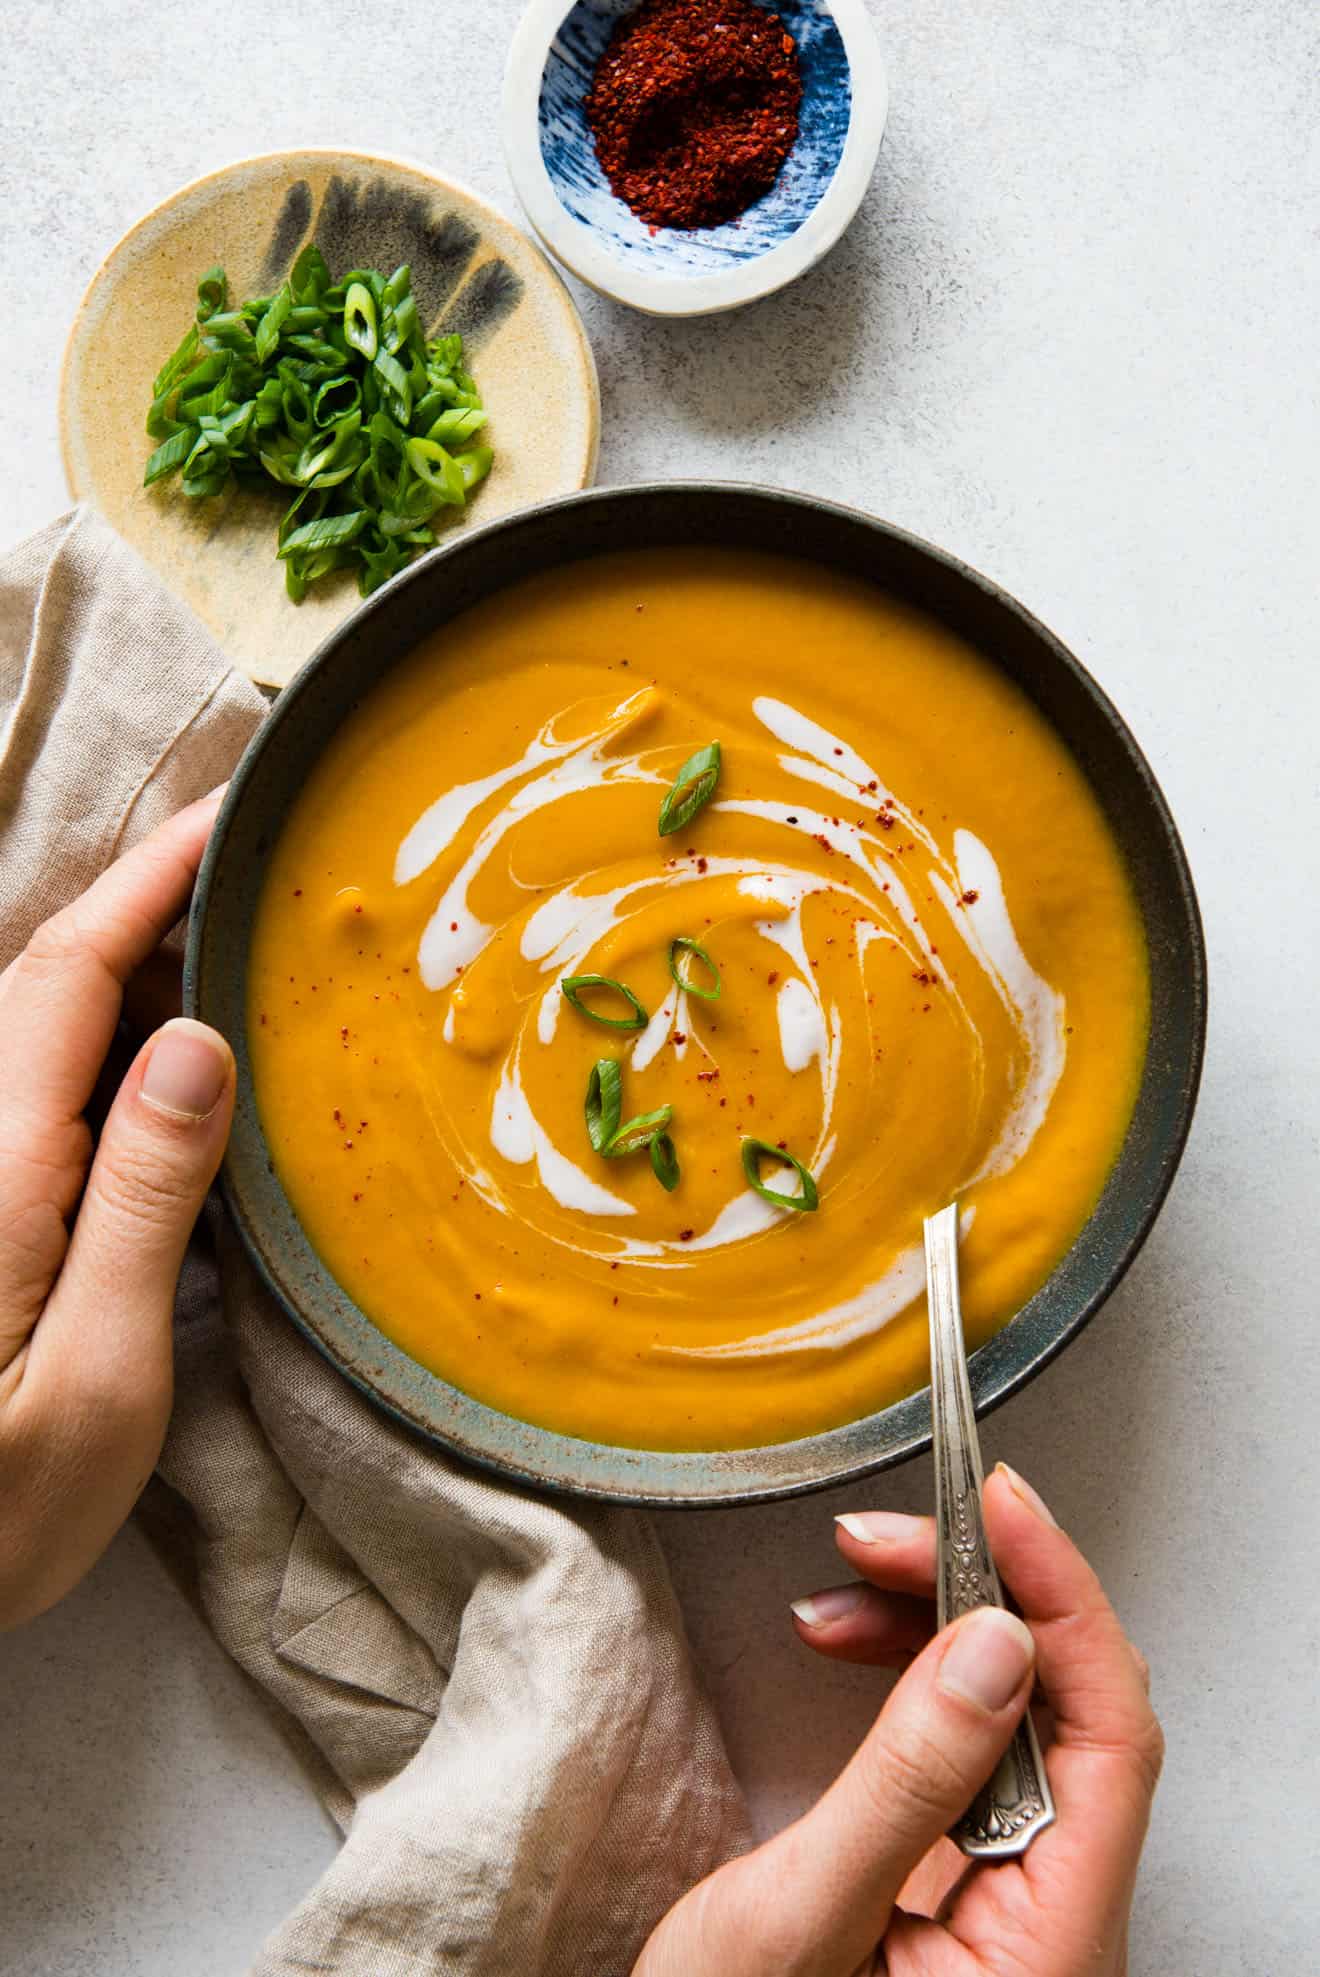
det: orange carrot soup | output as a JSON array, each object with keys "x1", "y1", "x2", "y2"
[{"x1": 247, "y1": 549, "x2": 1148, "y2": 1450}]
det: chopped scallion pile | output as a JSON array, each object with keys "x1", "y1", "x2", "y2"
[{"x1": 143, "y1": 245, "x2": 494, "y2": 602}]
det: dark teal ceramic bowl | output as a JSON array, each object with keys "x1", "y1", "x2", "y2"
[{"x1": 185, "y1": 484, "x2": 1205, "y2": 1506}]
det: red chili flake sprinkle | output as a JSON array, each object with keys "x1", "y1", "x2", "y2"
[
  {"x1": 585, "y1": 0, "x2": 803, "y2": 231},
  {"x1": 833, "y1": 746, "x2": 843, "y2": 756},
  {"x1": 865, "y1": 780, "x2": 878, "y2": 792},
  {"x1": 876, "y1": 812, "x2": 895, "y2": 830},
  {"x1": 922, "y1": 1003, "x2": 932, "y2": 1012},
  {"x1": 333, "y1": 1109, "x2": 343, "y2": 1125},
  {"x1": 340, "y1": 1025, "x2": 349, "y2": 1041},
  {"x1": 450, "y1": 921, "x2": 459, "y2": 931},
  {"x1": 259, "y1": 1012, "x2": 268, "y2": 1026},
  {"x1": 352, "y1": 1191, "x2": 362, "y2": 1202},
  {"x1": 474, "y1": 1292, "x2": 482, "y2": 1301},
  {"x1": 293, "y1": 888, "x2": 302, "y2": 897},
  {"x1": 767, "y1": 970, "x2": 779, "y2": 985},
  {"x1": 679, "y1": 1228, "x2": 695, "y2": 1242},
  {"x1": 696, "y1": 856, "x2": 708, "y2": 873},
  {"x1": 912, "y1": 970, "x2": 930, "y2": 985},
  {"x1": 697, "y1": 1069, "x2": 719, "y2": 1082},
  {"x1": 747, "y1": 1094, "x2": 756, "y2": 1107},
  {"x1": 776, "y1": 1138, "x2": 788, "y2": 1149},
  {"x1": 611, "y1": 1260, "x2": 621, "y2": 1270},
  {"x1": 813, "y1": 832, "x2": 834, "y2": 853},
  {"x1": 613, "y1": 1295, "x2": 620, "y2": 1306},
  {"x1": 673, "y1": 1031, "x2": 687, "y2": 1044},
  {"x1": 719, "y1": 1097, "x2": 727, "y2": 1107},
  {"x1": 959, "y1": 889, "x2": 980, "y2": 906}
]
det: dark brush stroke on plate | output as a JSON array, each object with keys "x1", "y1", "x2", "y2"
[
  {"x1": 315, "y1": 176, "x2": 483, "y2": 325},
  {"x1": 444, "y1": 257, "x2": 524, "y2": 351},
  {"x1": 260, "y1": 181, "x2": 313, "y2": 286}
]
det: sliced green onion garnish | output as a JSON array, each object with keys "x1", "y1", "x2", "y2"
[
  {"x1": 277, "y1": 510, "x2": 368, "y2": 558},
  {"x1": 650, "y1": 1133, "x2": 680, "y2": 1191},
  {"x1": 195, "y1": 265, "x2": 227, "y2": 321},
  {"x1": 668, "y1": 935, "x2": 721, "y2": 1001},
  {"x1": 455, "y1": 445, "x2": 494, "y2": 493},
  {"x1": 585, "y1": 1059, "x2": 623, "y2": 1153},
  {"x1": 343, "y1": 282, "x2": 378, "y2": 360},
  {"x1": 373, "y1": 347, "x2": 412, "y2": 423},
  {"x1": 426, "y1": 405, "x2": 488, "y2": 444},
  {"x1": 290, "y1": 242, "x2": 331, "y2": 301},
  {"x1": 405, "y1": 436, "x2": 465, "y2": 508},
  {"x1": 152, "y1": 324, "x2": 200, "y2": 398},
  {"x1": 254, "y1": 289, "x2": 291, "y2": 364},
  {"x1": 143, "y1": 428, "x2": 197, "y2": 486},
  {"x1": 561, "y1": 975, "x2": 649, "y2": 1031},
  {"x1": 741, "y1": 1138, "x2": 819, "y2": 1213},
  {"x1": 658, "y1": 741, "x2": 721, "y2": 836},
  {"x1": 605, "y1": 1107, "x2": 674, "y2": 1157}
]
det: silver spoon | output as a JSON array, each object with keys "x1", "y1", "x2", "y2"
[{"x1": 924, "y1": 1203, "x2": 1056, "y2": 1859}]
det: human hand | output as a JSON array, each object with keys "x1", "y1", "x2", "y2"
[
  {"x1": 0, "y1": 793, "x2": 235, "y2": 1629},
  {"x1": 635, "y1": 1465, "x2": 1162, "y2": 1976}
]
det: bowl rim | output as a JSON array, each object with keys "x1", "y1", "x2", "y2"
[
  {"x1": 187, "y1": 480, "x2": 1207, "y2": 1507},
  {"x1": 501, "y1": 0, "x2": 889, "y2": 317}
]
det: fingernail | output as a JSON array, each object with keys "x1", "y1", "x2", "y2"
[
  {"x1": 938, "y1": 1609, "x2": 1035, "y2": 1713},
  {"x1": 995, "y1": 1462, "x2": 1060, "y2": 1529},
  {"x1": 141, "y1": 1020, "x2": 231, "y2": 1121},
  {"x1": 791, "y1": 1584, "x2": 866, "y2": 1628},
  {"x1": 835, "y1": 1511, "x2": 922, "y2": 1545}
]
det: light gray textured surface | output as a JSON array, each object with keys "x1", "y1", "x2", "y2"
[{"x1": 2, "y1": 2, "x2": 1317, "y2": 1972}]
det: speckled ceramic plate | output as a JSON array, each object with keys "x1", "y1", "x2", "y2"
[{"x1": 60, "y1": 149, "x2": 600, "y2": 687}]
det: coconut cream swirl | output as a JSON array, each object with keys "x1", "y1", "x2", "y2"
[{"x1": 394, "y1": 686, "x2": 1066, "y2": 1357}]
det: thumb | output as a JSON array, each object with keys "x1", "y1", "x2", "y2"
[
  {"x1": 38, "y1": 1019, "x2": 235, "y2": 1390},
  {"x1": 711, "y1": 1606, "x2": 1036, "y2": 1975}
]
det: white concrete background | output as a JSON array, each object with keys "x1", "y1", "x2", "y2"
[{"x1": 2, "y1": 2, "x2": 1317, "y2": 1971}]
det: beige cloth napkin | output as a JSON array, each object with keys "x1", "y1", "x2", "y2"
[{"x1": 0, "y1": 508, "x2": 749, "y2": 1974}]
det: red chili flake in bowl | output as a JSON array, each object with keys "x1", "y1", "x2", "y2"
[{"x1": 585, "y1": 0, "x2": 803, "y2": 232}]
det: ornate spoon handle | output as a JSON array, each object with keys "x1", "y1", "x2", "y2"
[{"x1": 923, "y1": 1204, "x2": 1056, "y2": 1860}]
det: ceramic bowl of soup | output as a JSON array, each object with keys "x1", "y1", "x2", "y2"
[{"x1": 186, "y1": 484, "x2": 1205, "y2": 1505}]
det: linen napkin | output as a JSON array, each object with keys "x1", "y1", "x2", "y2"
[{"x1": 0, "y1": 508, "x2": 750, "y2": 1974}]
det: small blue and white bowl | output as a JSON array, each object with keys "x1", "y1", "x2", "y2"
[{"x1": 503, "y1": 0, "x2": 888, "y2": 317}]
